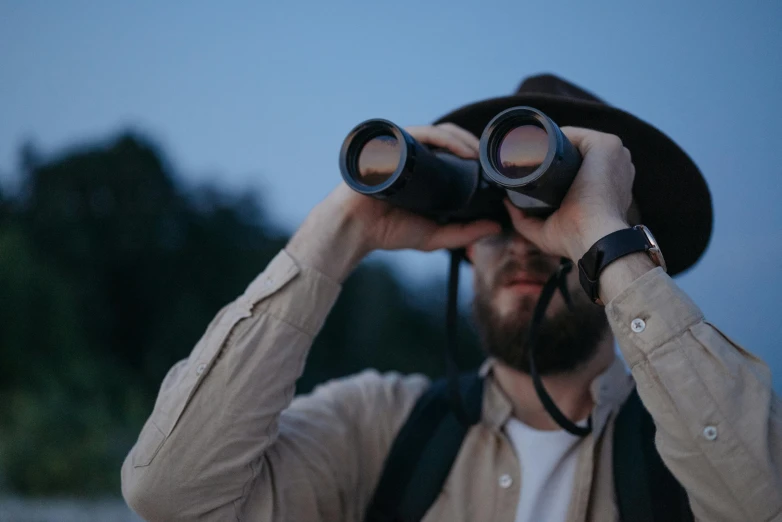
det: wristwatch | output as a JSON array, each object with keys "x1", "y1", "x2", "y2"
[{"x1": 577, "y1": 225, "x2": 666, "y2": 303}]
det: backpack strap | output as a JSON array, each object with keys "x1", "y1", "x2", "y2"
[
  {"x1": 369, "y1": 376, "x2": 694, "y2": 522},
  {"x1": 364, "y1": 372, "x2": 484, "y2": 522},
  {"x1": 613, "y1": 388, "x2": 694, "y2": 522}
]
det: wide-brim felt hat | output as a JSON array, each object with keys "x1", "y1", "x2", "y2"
[{"x1": 435, "y1": 73, "x2": 712, "y2": 276}]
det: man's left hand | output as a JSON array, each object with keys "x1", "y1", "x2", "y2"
[{"x1": 503, "y1": 127, "x2": 636, "y2": 263}]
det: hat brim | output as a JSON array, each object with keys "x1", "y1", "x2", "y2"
[{"x1": 435, "y1": 93, "x2": 713, "y2": 276}]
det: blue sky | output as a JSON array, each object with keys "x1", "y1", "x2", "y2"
[{"x1": 1, "y1": 1, "x2": 781, "y2": 386}]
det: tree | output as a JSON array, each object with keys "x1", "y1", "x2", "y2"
[{"x1": 0, "y1": 131, "x2": 482, "y2": 495}]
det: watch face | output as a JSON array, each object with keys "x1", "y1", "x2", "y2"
[{"x1": 636, "y1": 225, "x2": 658, "y2": 248}]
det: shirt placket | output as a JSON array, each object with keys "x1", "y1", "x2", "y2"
[{"x1": 494, "y1": 430, "x2": 522, "y2": 521}]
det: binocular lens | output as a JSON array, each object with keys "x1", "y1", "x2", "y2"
[
  {"x1": 496, "y1": 124, "x2": 549, "y2": 180},
  {"x1": 356, "y1": 134, "x2": 401, "y2": 186}
]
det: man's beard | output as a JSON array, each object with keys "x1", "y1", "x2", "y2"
[{"x1": 471, "y1": 259, "x2": 608, "y2": 376}]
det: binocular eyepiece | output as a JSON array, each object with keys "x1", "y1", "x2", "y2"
[{"x1": 339, "y1": 107, "x2": 582, "y2": 226}]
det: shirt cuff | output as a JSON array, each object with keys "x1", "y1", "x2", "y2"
[{"x1": 605, "y1": 267, "x2": 704, "y2": 368}]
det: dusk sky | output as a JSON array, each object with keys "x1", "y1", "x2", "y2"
[
  {"x1": 1, "y1": 1, "x2": 781, "y2": 387},
  {"x1": 357, "y1": 135, "x2": 401, "y2": 180},
  {"x1": 499, "y1": 125, "x2": 548, "y2": 169}
]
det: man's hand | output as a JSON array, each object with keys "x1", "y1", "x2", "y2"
[
  {"x1": 286, "y1": 123, "x2": 501, "y2": 282},
  {"x1": 503, "y1": 127, "x2": 636, "y2": 263},
  {"x1": 339, "y1": 122, "x2": 501, "y2": 253}
]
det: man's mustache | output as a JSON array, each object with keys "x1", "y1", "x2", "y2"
[{"x1": 492, "y1": 255, "x2": 556, "y2": 289}]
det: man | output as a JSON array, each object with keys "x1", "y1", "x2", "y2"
[{"x1": 121, "y1": 74, "x2": 782, "y2": 521}]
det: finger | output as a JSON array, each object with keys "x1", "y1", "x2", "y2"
[
  {"x1": 438, "y1": 127, "x2": 479, "y2": 158},
  {"x1": 437, "y1": 123, "x2": 480, "y2": 156},
  {"x1": 422, "y1": 220, "x2": 502, "y2": 252},
  {"x1": 558, "y1": 126, "x2": 598, "y2": 151},
  {"x1": 560, "y1": 126, "x2": 622, "y2": 157},
  {"x1": 503, "y1": 200, "x2": 546, "y2": 249},
  {"x1": 404, "y1": 125, "x2": 476, "y2": 159},
  {"x1": 561, "y1": 126, "x2": 626, "y2": 158}
]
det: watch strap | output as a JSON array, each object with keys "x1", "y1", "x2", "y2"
[{"x1": 578, "y1": 227, "x2": 650, "y2": 302}]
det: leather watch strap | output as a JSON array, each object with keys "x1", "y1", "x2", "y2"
[{"x1": 578, "y1": 227, "x2": 651, "y2": 302}]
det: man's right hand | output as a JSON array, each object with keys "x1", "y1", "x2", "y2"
[{"x1": 286, "y1": 123, "x2": 502, "y2": 282}]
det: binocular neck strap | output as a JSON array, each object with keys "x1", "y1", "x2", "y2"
[
  {"x1": 527, "y1": 259, "x2": 592, "y2": 437},
  {"x1": 445, "y1": 250, "x2": 476, "y2": 427}
]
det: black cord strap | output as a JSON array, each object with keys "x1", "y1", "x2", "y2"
[
  {"x1": 445, "y1": 249, "x2": 474, "y2": 427},
  {"x1": 527, "y1": 259, "x2": 593, "y2": 437}
]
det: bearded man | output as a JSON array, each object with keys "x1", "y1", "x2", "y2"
[{"x1": 122, "y1": 74, "x2": 781, "y2": 522}]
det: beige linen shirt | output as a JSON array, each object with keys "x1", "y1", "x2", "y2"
[{"x1": 122, "y1": 249, "x2": 782, "y2": 522}]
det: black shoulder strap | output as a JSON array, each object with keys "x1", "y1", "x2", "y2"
[
  {"x1": 364, "y1": 372, "x2": 484, "y2": 522},
  {"x1": 613, "y1": 388, "x2": 694, "y2": 522}
]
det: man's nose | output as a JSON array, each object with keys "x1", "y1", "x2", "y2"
[{"x1": 504, "y1": 233, "x2": 541, "y2": 259}]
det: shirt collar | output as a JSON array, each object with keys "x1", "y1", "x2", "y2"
[{"x1": 479, "y1": 354, "x2": 634, "y2": 434}]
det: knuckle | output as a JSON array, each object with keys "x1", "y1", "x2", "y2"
[
  {"x1": 603, "y1": 133, "x2": 624, "y2": 150},
  {"x1": 562, "y1": 125, "x2": 586, "y2": 137},
  {"x1": 406, "y1": 125, "x2": 435, "y2": 136},
  {"x1": 403, "y1": 126, "x2": 426, "y2": 139},
  {"x1": 406, "y1": 126, "x2": 448, "y2": 145}
]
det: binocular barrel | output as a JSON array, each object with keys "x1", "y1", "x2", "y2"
[
  {"x1": 339, "y1": 120, "x2": 480, "y2": 218},
  {"x1": 339, "y1": 106, "x2": 581, "y2": 223}
]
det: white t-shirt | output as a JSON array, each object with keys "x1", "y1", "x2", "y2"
[{"x1": 505, "y1": 418, "x2": 583, "y2": 522}]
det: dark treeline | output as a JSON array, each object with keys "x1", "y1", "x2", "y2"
[{"x1": 0, "y1": 132, "x2": 483, "y2": 496}]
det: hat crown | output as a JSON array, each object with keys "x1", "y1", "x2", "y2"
[{"x1": 516, "y1": 74, "x2": 606, "y2": 105}]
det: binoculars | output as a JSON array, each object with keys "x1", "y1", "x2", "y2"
[{"x1": 339, "y1": 107, "x2": 581, "y2": 226}]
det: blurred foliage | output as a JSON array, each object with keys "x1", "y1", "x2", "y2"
[{"x1": 0, "y1": 132, "x2": 483, "y2": 496}]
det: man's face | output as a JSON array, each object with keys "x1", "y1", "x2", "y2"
[{"x1": 467, "y1": 231, "x2": 608, "y2": 376}]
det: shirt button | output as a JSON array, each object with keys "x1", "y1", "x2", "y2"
[
  {"x1": 196, "y1": 363, "x2": 206, "y2": 375},
  {"x1": 498, "y1": 474, "x2": 513, "y2": 489},
  {"x1": 703, "y1": 425, "x2": 718, "y2": 441},
  {"x1": 264, "y1": 277, "x2": 274, "y2": 288},
  {"x1": 631, "y1": 318, "x2": 646, "y2": 333}
]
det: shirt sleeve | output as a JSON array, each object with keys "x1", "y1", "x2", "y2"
[
  {"x1": 606, "y1": 267, "x2": 782, "y2": 522},
  {"x1": 120, "y1": 249, "x2": 428, "y2": 522}
]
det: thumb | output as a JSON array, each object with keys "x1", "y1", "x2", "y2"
[
  {"x1": 503, "y1": 199, "x2": 547, "y2": 249},
  {"x1": 423, "y1": 219, "x2": 502, "y2": 252}
]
